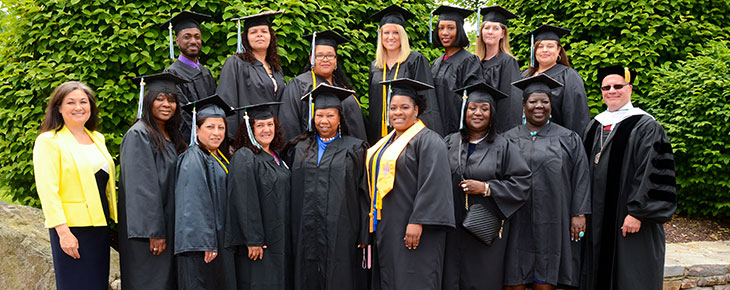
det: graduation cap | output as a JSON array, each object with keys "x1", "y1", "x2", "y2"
[
  {"x1": 476, "y1": 6, "x2": 517, "y2": 37},
  {"x1": 182, "y1": 94, "x2": 234, "y2": 146},
  {"x1": 378, "y1": 78, "x2": 433, "y2": 127},
  {"x1": 160, "y1": 11, "x2": 212, "y2": 60},
  {"x1": 132, "y1": 72, "x2": 188, "y2": 119},
  {"x1": 430, "y1": 5, "x2": 474, "y2": 46},
  {"x1": 597, "y1": 65, "x2": 636, "y2": 85},
  {"x1": 371, "y1": 4, "x2": 415, "y2": 27},
  {"x1": 511, "y1": 74, "x2": 563, "y2": 100},
  {"x1": 528, "y1": 24, "x2": 570, "y2": 67},
  {"x1": 454, "y1": 82, "x2": 508, "y2": 130},
  {"x1": 299, "y1": 83, "x2": 354, "y2": 131},
  {"x1": 303, "y1": 30, "x2": 349, "y2": 68},
  {"x1": 232, "y1": 102, "x2": 282, "y2": 148},
  {"x1": 230, "y1": 10, "x2": 284, "y2": 54}
]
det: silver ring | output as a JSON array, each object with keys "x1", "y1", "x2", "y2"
[
  {"x1": 212, "y1": 253, "x2": 217, "y2": 255},
  {"x1": 153, "y1": 248, "x2": 158, "y2": 251}
]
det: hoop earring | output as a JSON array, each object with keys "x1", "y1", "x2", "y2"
[{"x1": 557, "y1": 55, "x2": 562, "y2": 62}]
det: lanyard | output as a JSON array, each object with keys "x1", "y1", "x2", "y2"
[
  {"x1": 381, "y1": 61, "x2": 401, "y2": 137},
  {"x1": 208, "y1": 149, "x2": 230, "y2": 174}
]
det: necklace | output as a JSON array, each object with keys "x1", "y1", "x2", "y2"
[{"x1": 319, "y1": 135, "x2": 337, "y2": 142}]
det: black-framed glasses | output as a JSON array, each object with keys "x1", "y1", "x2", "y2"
[
  {"x1": 600, "y1": 83, "x2": 630, "y2": 91},
  {"x1": 314, "y1": 54, "x2": 337, "y2": 60}
]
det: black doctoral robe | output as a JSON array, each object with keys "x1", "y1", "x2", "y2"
[
  {"x1": 164, "y1": 60, "x2": 217, "y2": 141},
  {"x1": 367, "y1": 51, "x2": 443, "y2": 143},
  {"x1": 523, "y1": 64, "x2": 590, "y2": 134},
  {"x1": 216, "y1": 55, "x2": 287, "y2": 138},
  {"x1": 174, "y1": 145, "x2": 235, "y2": 290},
  {"x1": 225, "y1": 147, "x2": 292, "y2": 290},
  {"x1": 581, "y1": 115, "x2": 677, "y2": 290},
  {"x1": 430, "y1": 49, "x2": 483, "y2": 136},
  {"x1": 369, "y1": 128, "x2": 455, "y2": 290},
  {"x1": 118, "y1": 122, "x2": 177, "y2": 290},
  {"x1": 442, "y1": 133, "x2": 531, "y2": 290},
  {"x1": 286, "y1": 136, "x2": 369, "y2": 290},
  {"x1": 278, "y1": 72, "x2": 367, "y2": 142},
  {"x1": 481, "y1": 53, "x2": 522, "y2": 133},
  {"x1": 502, "y1": 123, "x2": 591, "y2": 287}
]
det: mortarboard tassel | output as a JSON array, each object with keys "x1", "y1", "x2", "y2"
[
  {"x1": 385, "y1": 84, "x2": 392, "y2": 128},
  {"x1": 307, "y1": 32, "x2": 317, "y2": 132},
  {"x1": 136, "y1": 77, "x2": 145, "y2": 119},
  {"x1": 530, "y1": 33, "x2": 535, "y2": 67},
  {"x1": 244, "y1": 111, "x2": 262, "y2": 149},
  {"x1": 168, "y1": 22, "x2": 175, "y2": 60},
  {"x1": 429, "y1": 9, "x2": 434, "y2": 44},
  {"x1": 189, "y1": 104, "x2": 198, "y2": 147},
  {"x1": 236, "y1": 19, "x2": 243, "y2": 54},
  {"x1": 476, "y1": 8, "x2": 481, "y2": 38},
  {"x1": 310, "y1": 32, "x2": 317, "y2": 67},
  {"x1": 624, "y1": 67, "x2": 631, "y2": 83},
  {"x1": 307, "y1": 94, "x2": 313, "y2": 131},
  {"x1": 459, "y1": 89, "x2": 468, "y2": 130}
]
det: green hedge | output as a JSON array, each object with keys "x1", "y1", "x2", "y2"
[
  {"x1": 638, "y1": 40, "x2": 730, "y2": 216},
  {"x1": 0, "y1": 0, "x2": 439, "y2": 207}
]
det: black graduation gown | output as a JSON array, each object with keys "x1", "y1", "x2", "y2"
[
  {"x1": 481, "y1": 53, "x2": 523, "y2": 133},
  {"x1": 278, "y1": 72, "x2": 367, "y2": 142},
  {"x1": 370, "y1": 128, "x2": 455, "y2": 290},
  {"x1": 367, "y1": 51, "x2": 443, "y2": 143},
  {"x1": 523, "y1": 64, "x2": 590, "y2": 134},
  {"x1": 581, "y1": 115, "x2": 677, "y2": 290},
  {"x1": 118, "y1": 122, "x2": 177, "y2": 290},
  {"x1": 216, "y1": 55, "x2": 287, "y2": 138},
  {"x1": 173, "y1": 145, "x2": 235, "y2": 290},
  {"x1": 442, "y1": 133, "x2": 531, "y2": 290},
  {"x1": 225, "y1": 147, "x2": 291, "y2": 290},
  {"x1": 430, "y1": 49, "x2": 483, "y2": 136},
  {"x1": 164, "y1": 60, "x2": 217, "y2": 141},
  {"x1": 502, "y1": 123, "x2": 591, "y2": 287},
  {"x1": 287, "y1": 136, "x2": 369, "y2": 290}
]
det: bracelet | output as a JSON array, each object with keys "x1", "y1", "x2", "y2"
[{"x1": 483, "y1": 182, "x2": 490, "y2": 197}]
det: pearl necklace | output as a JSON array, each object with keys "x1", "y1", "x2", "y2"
[{"x1": 319, "y1": 135, "x2": 337, "y2": 142}]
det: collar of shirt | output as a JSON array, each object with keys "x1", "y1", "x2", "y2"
[
  {"x1": 595, "y1": 102, "x2": 653, "y2": 126},
  {"x1": 178, "y1": 55, "x2": 200, "y2": 70}
]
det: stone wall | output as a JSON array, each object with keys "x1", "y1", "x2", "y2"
[
  {"x1": 0, "y1": 201, "x2": 120, "y2": 290},
  {"x1": 664, "y1": 241, "x2": 730, "y2": 290}
]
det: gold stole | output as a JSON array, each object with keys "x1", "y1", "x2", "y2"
[{"x1": 366, "y1": 120, "x2": 426, "y2": 232}]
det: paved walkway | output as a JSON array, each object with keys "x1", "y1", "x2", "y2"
[{"x1": 664, "y1": 241, "x2": 730, "y2": 289}]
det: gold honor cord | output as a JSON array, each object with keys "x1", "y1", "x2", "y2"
[
  {"x1": 308, "y1": 70, "x2": 317, "y2": 131},
  {"x1": 208, "y1": 149, "x2": 230, "y2": 174},
  {"x1": 381, "y1": 61, "x2": 401, "y2": 137}
]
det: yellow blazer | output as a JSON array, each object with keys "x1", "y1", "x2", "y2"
[{"x1": 33, "y1": 126, "x2": 117, "y2": 228}]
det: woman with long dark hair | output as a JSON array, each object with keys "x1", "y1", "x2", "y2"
[
  {"x1": 174, "y1": 95, "x2": 236, "y2": 290},
  {"x1": 442, "y1": 82, "x2": 531, "y2": 290},
  {"x1": 278, "y1": 30, "x2": 366, "y2": 142},
  {"x1": 217, "y1": 11, "x2": 286, "y2": 138},
  {"x1": 522, "y1": 25, "x2": 589, "y2": 133},
  {"x1": 118, "y1": 73, "x2": 187, "y2": 290},
  {"x1": 33, "y1": 81, "x2": 116, "y2": 290},
  {"x1": 284, "y1": 84, "x2": 369, "y2": 290},
  {"x1": 225, "y1": 102, "x2": 292, "y2": 290}
]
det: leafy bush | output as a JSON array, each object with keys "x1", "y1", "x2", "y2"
[
  {"x1": 0, "y1": 0, "x2": 438, "y2": 207},
  {"x1": 638, "y1": 40, "x2": 730, "y2": 216}
]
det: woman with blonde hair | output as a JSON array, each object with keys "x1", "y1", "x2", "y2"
[
  {"x1": 367, "y1": 4, "x2": 442, "y2": 144},
  {"x1": 475, "y1": 6, "x2": 522, "y2": 133}
]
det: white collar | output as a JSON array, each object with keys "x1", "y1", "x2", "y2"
[{"x1": 594, "y1": 102, "x2": 653, "y2": 126}]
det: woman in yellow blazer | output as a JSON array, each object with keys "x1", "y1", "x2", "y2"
[{"x1": 33, "y1": 81, "x2": 116, "y2": 290}]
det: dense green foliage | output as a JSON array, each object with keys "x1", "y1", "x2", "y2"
[
  {"x1": 0, "y1": 0, "x2": 438, "y2": 207},
  {"x1": 639, "y1": 41, "x2": 730, "y2": 216}
]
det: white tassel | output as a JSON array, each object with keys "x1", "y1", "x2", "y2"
[
  {"x1": 168, "y1": 22, "x2": 174, "y2": 60},
  {"x1": 136, "y1": 77, "x2": 145, "y2": 119},
  {"x1": 189, "y1": 106, "x2": 198, "y2": 147},
  {"x1": 236, "y1": 20, "x2": 243, "y2": 54},
  {"x1": 244, "y1": 112, "x2": 262, "y2": 149},
  {"x1": 459, "y1": 90, "x2": 468, "y2": 130}
]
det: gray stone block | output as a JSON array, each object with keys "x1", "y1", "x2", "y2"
[
  {"x1": 689, "y1": 265, "x2": 729, "y2": 276},
  {"x1": 665, "y1": 265, "x2": 687, "y2": 277}
]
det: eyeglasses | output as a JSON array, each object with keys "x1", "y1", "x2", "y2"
[
  {"x1": 314, "y1": 54, "x2": 337, "y2": 60},
  {"x1": 600, "y1": 83, "x2": 630, "y2": 91}
]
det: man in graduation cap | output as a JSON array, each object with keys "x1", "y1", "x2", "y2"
[
  {"x1": 581, "y1": 65, "x2": 676, "y2": 290},
  {"x1": 278, "y1": 30, "x2": 367, "y2": 142},
  {"x1": 161, "y1": 11, "x2": 218, "y2": 142}
]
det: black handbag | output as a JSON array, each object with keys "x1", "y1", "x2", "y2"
[{"x1": 457, "y1": 137, "x2": 504, "y2": 246}]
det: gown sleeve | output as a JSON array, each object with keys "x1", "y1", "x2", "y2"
[
  {"x1": 352, "y1": 141, "x2": 371, "y2": 245},
  {"x1": 174, "y1": 149, "x2": 218, "y2": 254},
  {"x1": 408, "y1": 131, "x2": 456, "y2": 228},
  {"x1": 216, "y1": 56, "x2": 245, "y2": 139},
  {"x1": 486, "y1": 139, "x2": 531, "y2": 219},
  {"x1": 461, "y1": 54, "x2": 485, "y2": 87},
  {"x1": 341, "y1": 95, "x2": 367, "y2": 141},
  {"x1": 225, "y1": 149, "x2": 266, "y2": 247},
  {"x1": 626, "y1": 121, "x2": 677, "y2": 223},
  {"x1": 412, "y1": 53, "x2": 444, "y2": 136},
  {"x1": 120, "y1": 128, "x2": 166, "y2": 238},
  {"x1": 278, "y1": 78, "x2": 305, "y2": 141},
  {"x1": 565, "y1": 132, "x2": 591, "y2": 217},
  {"x1": 561, "y1": 69, "x2": 591, "y2": 133}
]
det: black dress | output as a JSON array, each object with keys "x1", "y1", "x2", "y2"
[
  {"x1": 174, "y1": 145, "x2": 235, "y2": 290},
  {"x1": 287, "y1": 136, "x2": 369, "y2": 290},
  {"x1": 442, "y1": 133, "x2": 531, "y2": 290},
  {"x1": 481, "y1": 52, "x2": 522, "y2": 133},
  {"x1": 278, "y1": 72, "x2": 366, "y2": 142},
  {"x1": 164, "y1": 60, "x2": 217, "y2": 141},
  {"x1": 225, "y1": 147, "x2": 292, "y2": 290},
  {"x1": 118, "y1": 122, "x2": 177, "y2": 290},
  {"x1": 216, "y1": 55, "x2": 286, "y2": 138},
  {"x1": 367, "y1": 51, "x2": 443, "y2": 143},
  {"x1": 430, "y1": 49, "x2": 483, "y2": 136},
  {"x1": 502, "y1": 123, "x2": 591, "y2": 287}
]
